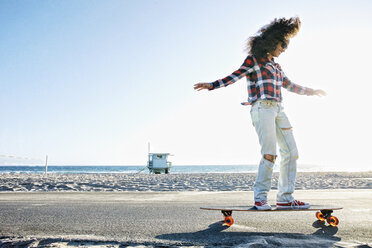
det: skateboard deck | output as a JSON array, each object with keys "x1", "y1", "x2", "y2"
[{"x1": 201, "y1": 205, "x2": 343, "y2": 227}]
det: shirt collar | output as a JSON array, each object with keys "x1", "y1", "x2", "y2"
[{"x1": 257, "y1": 57, "x2": 274, "y2": 64}]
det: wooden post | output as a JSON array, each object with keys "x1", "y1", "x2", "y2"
[
  {"x1": 44, "y1": 155, "x2": 48, "y2": 176},
  {"x1": 147, "y1": 142, "x2": 151, "y2": 174}
]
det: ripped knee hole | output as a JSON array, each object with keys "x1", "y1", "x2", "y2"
[
  {"x1": 281, "y1": 127, "x2": 292, "y2": 130},
  {"x1": 264, "y1": 154, "x2": 277, "y2": 163}
]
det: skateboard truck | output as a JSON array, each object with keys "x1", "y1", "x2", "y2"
[
  {"x1": 221, "y1": 210, "x2": 234, "y2": 226},
  {"x1": 316, "y1": 210, "x2": 339, "y2": 226}
]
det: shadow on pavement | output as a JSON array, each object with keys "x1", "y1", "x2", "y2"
[
  {"x1": 312, "y1": 220, "x2": 339, "y2": 236},
  {"x1": 156, "y1": 221, "x2": 342, "y2": 247}
]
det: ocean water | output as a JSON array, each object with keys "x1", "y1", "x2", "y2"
[
  {"x1": 0, "y1": 165, "x2": 258, "y2": 174},
  {"x1": 0, "y1": 164, "x2": 368, "y2": 174}
]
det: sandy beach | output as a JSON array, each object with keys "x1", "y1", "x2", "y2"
[
  {"x1": 0, "y1": 172, "x2": 372, "y2": 247},
  {"x1": 1, "y1": 171, "x2": 372, "y2": 192}
]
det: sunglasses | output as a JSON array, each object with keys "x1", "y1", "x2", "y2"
[{"x1": 281, "y1": 41, "x2": 289, "y2": 49}]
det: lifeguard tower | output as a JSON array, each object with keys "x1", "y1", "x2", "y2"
[
  {"x1": 147, "y1": 153, "x2": 172, "y2": 174},
  {"x1": 135, "y1": 143, "x2": 173, "y2": 174}
]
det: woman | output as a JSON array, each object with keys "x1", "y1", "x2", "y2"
[{"x1": 194, "y1": 17, "x2": 326, "y2": 210}]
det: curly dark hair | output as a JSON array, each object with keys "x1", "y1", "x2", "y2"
[{"x1": 247, "y1": 17, "x2": 301, "y2": 59}]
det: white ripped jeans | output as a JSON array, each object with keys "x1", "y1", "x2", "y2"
[{"x1": 250, "y1": 100, "x2": 298, "y2": 203}]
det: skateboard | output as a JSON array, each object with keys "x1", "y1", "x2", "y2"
[{"x1": 200, "y1": 205, "x2": 343, "y2": 227}]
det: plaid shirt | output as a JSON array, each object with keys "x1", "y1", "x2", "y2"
[{"x1": 209, "y1": 55, "x2": 314, "y2": 105}]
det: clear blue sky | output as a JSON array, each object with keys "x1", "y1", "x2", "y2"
[{"x1": 1, "y1": 0, "x2": 372, "y2": 169}]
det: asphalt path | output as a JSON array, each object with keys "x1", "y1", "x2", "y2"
[{"x1": 0, "y1": 190, "x2": 371, "y2": 247}]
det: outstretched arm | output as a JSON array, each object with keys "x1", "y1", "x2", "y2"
[
  {"x1": 194, "y1": 56, "x2": 255, "y2": 92},
  {"x1": 283, "y1": 76, "x2": 327, "y2": 97}
]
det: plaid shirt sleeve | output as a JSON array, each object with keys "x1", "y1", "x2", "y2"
[
  {"x1": 282, "y1": 76, "x2": 314, "y2": 96},
  {"x1": 209, "y1": 56, "x2": 255, "y2": 90}
]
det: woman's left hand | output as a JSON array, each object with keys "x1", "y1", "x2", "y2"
[
  {"x1": 194, "y1": 83, "x2": 213, "y2": 91},
  {"x1": 313, "y1": 89, "x2": 327, "y2": 97}
]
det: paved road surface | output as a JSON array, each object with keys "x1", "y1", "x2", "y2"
[{"x1": 0, "y1": 190, "x2": 371, "y2": 247}]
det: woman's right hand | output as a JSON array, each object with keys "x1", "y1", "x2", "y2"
[
  {"x1": 194, "y1": 83, "x2": 213, "y2": 91},
  {"x1": 313, "y1": 89, "x2": 327, "y2": 96}
]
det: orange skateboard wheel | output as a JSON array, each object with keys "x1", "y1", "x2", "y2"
[
  {"x1": 316, "y1": 211, "x2": 325, "y2": 221},
  {"x1": 327, "y1": 216, "x2": 339, "y2": 227},
  {"x1": 224, "y1": 216, "x2": 234, "y2": 226}
]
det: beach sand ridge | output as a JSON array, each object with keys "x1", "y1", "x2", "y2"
[{"x1": 1, "y1": 172, "x2": 371, "y2": 192}]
